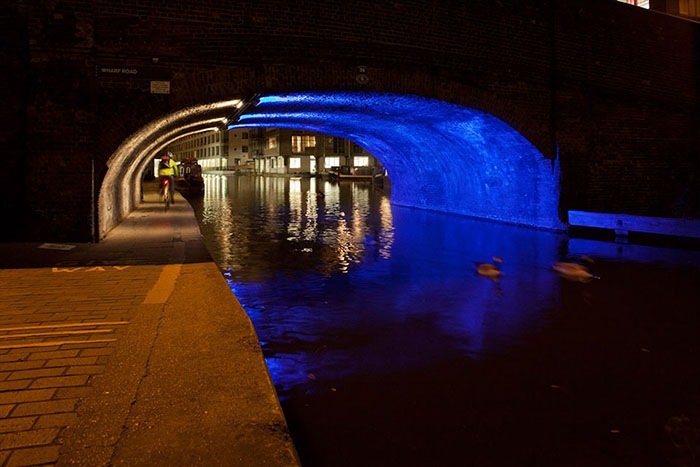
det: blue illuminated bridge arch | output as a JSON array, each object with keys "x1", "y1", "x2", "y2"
[{"x1": 229, "y1": 92, "x2": 564, "y2": 231}]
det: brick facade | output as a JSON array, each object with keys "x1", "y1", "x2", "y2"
[{"x1": 1, "y1": 0, "x2": 698, "y2": 241}]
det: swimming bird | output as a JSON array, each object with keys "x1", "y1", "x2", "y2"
[
  {"x1": 475, "y1": 256, "x2": 504, "y2": 278},
  {"x1": 552, "y1": 261, "x2": 600, "y2": 282}
]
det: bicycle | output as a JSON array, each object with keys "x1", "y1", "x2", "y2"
[{"x1": 162, "y1": 177, "x2": 172, "y2": 210}]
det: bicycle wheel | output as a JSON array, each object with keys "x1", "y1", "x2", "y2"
[{"x1": 164, "y1": 185, "x2": 171, "y2": 210}]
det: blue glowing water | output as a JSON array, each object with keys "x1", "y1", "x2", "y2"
[
  {"x1": 229, "y1": 91, "x2": 563, "y2": 231},
  {"x1": 228, "y1": 201, "x2": 565, "y2": 398},
  {"x1": 192, "y1": 174, "x2": 700, "y2": 467},
  {"x1": 198, "y1": 175, "x2": 563, "y2": 396}
]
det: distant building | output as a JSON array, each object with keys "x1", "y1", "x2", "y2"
[
  {"x1": 227, "y1": 128, "x2": 254, "y2": 172},
  {"x1": 167, "y1": 130, "x2": 226, "y2": 171},
  {"x1": 167, "y1": 127, "x2": 383, "y2": 176},
  {"x1": 619, "y1": 0, "x2": 699, "y2": 19},
  {"x1": 656, "y1": 0, "x2": 699, "y2": 19},
  {"x1": 253, "y1": 128, "x2": 383, "y2": 176}
]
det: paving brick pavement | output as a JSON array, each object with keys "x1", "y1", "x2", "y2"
[{"x1": 0, "y1": 184, "x2": 300, "y2": 466}]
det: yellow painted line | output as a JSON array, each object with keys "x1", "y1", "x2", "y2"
[
  {"x1": 51, "y1": 266, "x2": 132, "y2": 272},
  {"x1": 0, "y1": 339, "x2": 117, "y2": 350},
  {"x1": 0, "y1": 322, "x2": 129, "y2": 332},
  {"x1": 0, "y1": 329, "x2": 114, "y2": 339},
  {"x1": 143, "y1": 264, "x2": 182, "y2": 304}
]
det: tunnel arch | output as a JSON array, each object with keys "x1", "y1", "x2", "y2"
[
  {"x1": 98, "y1": 99, "x2": 244, "y2": 238},
  {"x1": 230, "y1": 92, "x2": 564, "y2": 231},
  {"x1": 99, "y1": 91, "x2": 563, "y2": 239}
]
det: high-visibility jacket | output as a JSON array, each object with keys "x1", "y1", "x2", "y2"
[{"x1": 158, "y1": 159, "x2": 179, "y2": 177}]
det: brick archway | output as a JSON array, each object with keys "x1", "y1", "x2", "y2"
[
  {"x1": 99, "y1": 91, "x2": 563, "y2": 238},
  {"x1": 230, "y1": 92, "x2": 563, "y2": 230},
  {"x1": 98, "y1": 100, "x2": 244, "y2": 238}
]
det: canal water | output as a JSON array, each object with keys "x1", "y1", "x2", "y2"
[{"x1": 189, "y1": 174, "x2": 700, "y2": 467}]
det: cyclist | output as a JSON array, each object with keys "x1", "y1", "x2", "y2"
[{"x1": 158, "y1": 152, "x2": 179, "y2": 204}]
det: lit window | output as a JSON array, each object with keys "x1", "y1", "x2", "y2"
[
  {"x1": 291, "y1": 135, "x2": 316, "y2": 153},
  {"x1": 617, "y1": 0, "x2": 649, "y2": 8},
  {"x1": 325, "y1": 156, "x2": 340, "y2": 168},
  {"x1": 289, "y1": 157, "x2": 301, "y2": 169},
  {"x1": 354, "y1": 156, "x2": 369, "y2": 167},
  {"x1": 267, "y1": 137, "x2": 278, "y2": 149},
  {"x1": 291, "y1": 136, "x2": 303, "y2": 153}
]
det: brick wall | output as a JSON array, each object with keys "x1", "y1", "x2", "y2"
[
  {"x1": 0, "y1": 8, "x2": 29, "y2": 241},
  {"x1": 2, "y1": 0, "x2": 698, "y2": 241}
]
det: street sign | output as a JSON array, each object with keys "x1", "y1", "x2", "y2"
[{"x1": 150, "y1": 80, "x2": 171, "y2": 94}]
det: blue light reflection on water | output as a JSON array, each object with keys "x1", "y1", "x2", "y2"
[
  {"x1": 199, "y1": 175, "x2": 567, "y2": 401},
  {"x1": 230, "y1": 91, "x2": 564, "y2": 231},
  {"x1": 192, "y1": 174, "x2": 700, "y2": 466}
]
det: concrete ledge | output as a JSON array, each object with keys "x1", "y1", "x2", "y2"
[{"x1": 568, "y1": 210, "x2": 700, "y2": 239}]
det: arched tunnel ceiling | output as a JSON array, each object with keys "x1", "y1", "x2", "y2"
[
  {"x1": 99, "y1": 92, "x2": 563, "y2": 240},
  {"x1": 99, "y1": 99, "x2": 244, "y2": 238},
  {"x1": 230, "y1": 92, "x2": 563, "y2": 231}
]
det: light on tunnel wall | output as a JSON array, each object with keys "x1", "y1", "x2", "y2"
[{"x1": 231, "y1": 91, "x2": 564, "y2": 231}]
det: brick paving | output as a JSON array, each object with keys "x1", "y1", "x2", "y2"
[
  {"x1": 0, "y1": 263, "x2": 159, "y2": 466},
  {"x1": 0, "y1": 186, "x2": 300, "y2": 466}
]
